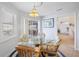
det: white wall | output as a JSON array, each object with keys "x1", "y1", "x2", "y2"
[
  {"x1": 0, "y1": 36, "x2": 18, "y2": 57},
  {"x1": 24, "y1": 16, "x2": 58, "y2": 43},
  {"x1": 76, "y1": 12, "x2": 79, "y2": 50},
  {"x1": 0, "y1": 3, "x2": 24, "y2": 57},
  {"x1": 41, "y1": 16, "x2": 58, "y2": 42}
]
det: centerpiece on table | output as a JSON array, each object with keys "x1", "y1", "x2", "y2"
[{"x1": 18, "y1": 33, "x2": 29, "y2": 45}]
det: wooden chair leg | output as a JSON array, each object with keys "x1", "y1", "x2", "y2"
[{"x1": 43, "y1": 51, "x2": 48, "y2": 57}]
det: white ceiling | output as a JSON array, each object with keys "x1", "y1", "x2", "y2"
[{"x1": 11, "y1": 2, "x2": 79, "y2": 16}]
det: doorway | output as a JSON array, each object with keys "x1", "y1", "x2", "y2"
[{"x1": 57, "y1": 15, "x2": 77, "y2": 56}]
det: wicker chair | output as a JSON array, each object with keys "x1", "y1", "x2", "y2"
[
  {"x1": 47, "y1": 40, "x2": 61, "y2": 56},
  {"x1": 34, "y1": 44, "x2": 41, "y2": 57},
  {"x1": 42, "y1": 39, "x2": 61, "y2": 57},
  {"x1": 16, "y1": 45, "x2": 34, "y2": 57}
]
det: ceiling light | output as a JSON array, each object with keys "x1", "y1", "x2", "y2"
[{"x1": 29, "y1": 5, "x2": 39, "y2": 17}]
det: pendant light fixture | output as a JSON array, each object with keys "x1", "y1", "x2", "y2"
[{"x1": 29, "y1": 4, "x2": 39, "y2": 17}]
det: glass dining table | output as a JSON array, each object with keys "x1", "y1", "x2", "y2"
[
  {"x1": 17, "y1": 35, "x2": 56, "y2": 49},
  {"x1": 18, "y1": 36, "x2": 41, "y2": 48},
  {"x1": 17, "y1": 35, "x2": 48, "y2": 56}
]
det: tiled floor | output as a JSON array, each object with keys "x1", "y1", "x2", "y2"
[{"x1": 58, "y1": 34, "x2": 79, "y2": 57}]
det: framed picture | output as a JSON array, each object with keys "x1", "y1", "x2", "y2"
[
  {"x1": 2, "y1": 11, "x2": 15, "y2": 36},
  {"x1": 29, "y1": 21, "x2": 38, "y2": 36},
  {"x1": 42, "y1": 18, "x2": 54, "y2": 28},
  {"x1": 0, "y1": 7, "x2": 18, "y2": 43},
  {"x1": 0, "y1": 8, "x2": 17, "y2": 38},
  {"x1": 2, "y1": 23, "x2": 14, "y2": 36}
]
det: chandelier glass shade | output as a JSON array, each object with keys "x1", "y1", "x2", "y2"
[{"x1": 29, "y1": 6, "x2": 39, "y2": 17}]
